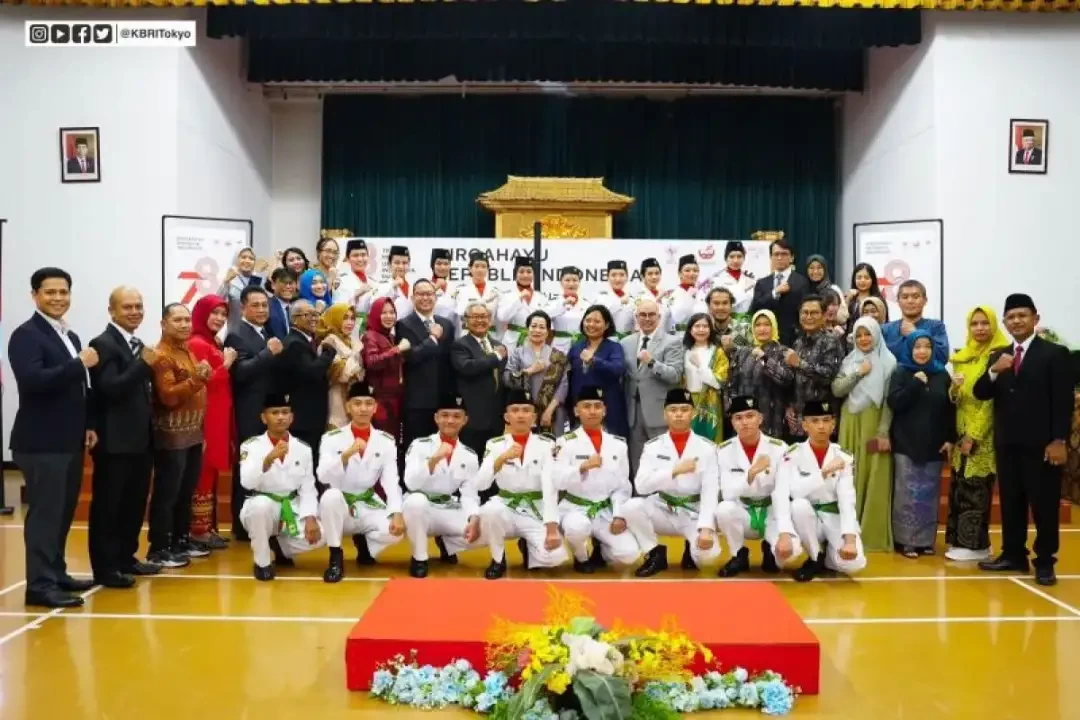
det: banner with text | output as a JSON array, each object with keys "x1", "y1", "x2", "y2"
[
  {"x1": 854, "y1": 221, "x2": 943, "y2": 320},
  {"x1": 162, "y1": 216, "x2": 253, "y2": 309}
]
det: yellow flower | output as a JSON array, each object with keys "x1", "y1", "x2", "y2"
[
  {"x1": 546, "y1": 671, "x2": 571, "y2": 695},
  {"x1": 521, "y1": 666, "x2": 533, "y2": 681},
  {"x1": 702, "y1": 646, "x2": 714, "y2": 664}
]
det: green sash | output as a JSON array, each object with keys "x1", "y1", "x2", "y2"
[
  {"x1": 659, "y1": 492, "x2": 700, "y2": 513},
  {"x1": 812, "y1": 501, "x2": 839, "y2": 515},
  {"x1": 344, "y1": 488, "x2": 386, "y2": 510},
  {"x1": 614, "y1": 330, "x2": 632, "y2": 340},
  {"x1": 560, "y1": 492, "x2": 612, "y2": 519},
  {"x1": 741, "y1": 496, "x2": 772, "y2": 537},
  {"x1": 258, "y1": 491, "x2": 299, "y2": 538},
  {"x1": 553, "y1": 330, "x2": 583, "y2": 345},
  {"x1": 355, "y1": 311, "x2": 368, "y2": 334},
  {"x1": 506, "y1": 323, "x2": 529, "y2": 346},
  {"x1": 422, "y1": 492, "x2": 455, "y2": 506},
  {"x1": 498, "y1": 489, "x2": 544, "y2": 520},
  {"x1": 674, "y1": 323, "x2": 689, "y2": 333}
]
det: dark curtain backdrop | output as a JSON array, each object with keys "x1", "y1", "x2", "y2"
[{"x1": 323, "y1": 95, "x2": 836, "y2": 258}]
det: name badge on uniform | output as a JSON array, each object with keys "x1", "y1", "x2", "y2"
[
  {"x1": 658, "y1": 454, "x2": 671, "y2": 461},
  {"x1": 575, "y1": 455, "x2": 590, "y2": 460},
  {"x1": 730, "y1": 468, "x2": 745, "y2": 474},
  {"x1": 799, "y1": 470, "x2": 810, "y2": 477}
]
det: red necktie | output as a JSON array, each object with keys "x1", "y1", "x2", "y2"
[
  {"x1": 1025, "y1": 150, "x2": 1032, "y2": 164},
  {"x1": 1013, "y1": 344, "x2": 1024, "y2": 373}
]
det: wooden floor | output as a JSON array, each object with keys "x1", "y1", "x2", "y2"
[{"x1": 0, "y1": 474, "x2": 1076, "y2": 720}]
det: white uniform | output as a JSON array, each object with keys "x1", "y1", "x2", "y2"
[
  {"x1": 713, "y1": 433, "x2": 801, "y2": 563},
  {"x1": 620, "y1": 432, "x2": 722, "y2": 566},
  {"x1": 552, "y1": 430, "x2": 639, "y2": 565},
  {"x1": 594, "y1": 286, "x2": 636, "y2": 338},
  {"x1": 402, "y1": 434, "x2": 483, "y2": 561},
  {"x1": 545, "y1": 294, "x2": 591, "y2": 355},
  {"x1": 431, "y1": 279, "x2": 458, "y2": 329},
  {"x1": 632, "y1": 288, "x2": 672, "y2": 336},
  {"x1": 473, "y1": 433, "x2": 569, "y2": 567},
  {"x1": 373, "y1": 274, "x2": 417, "y2": 320},
  {"x1": 495, "y1": 288, "x2": 549, "y2": 355},
  {"x1": 333, "y1": 269, "x2": 378, "y2": 334},
  {"x1": 668, "y1": 285, "x2": 708, "y2": 335},
  {"x1": 316, "y1": 425, "x2": 405, "y2": 559},
  {"x1": 239, "y1": 433, "x2": 326, "y2": 568},
  {"x1": 778, "y1": 441, "x2": 866, "y2": 575},
  {"x1": 705, "y1": 268, "x2": 756, "y2": 316},
  {"x1": 451, "y1": 281, "x2": 501, "y2": 338}
]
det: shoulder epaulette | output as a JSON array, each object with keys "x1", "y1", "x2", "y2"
[
  {"x1": 768, "y1": 437, "x2": 785, "y2": 447},
  {"x1": 717, "y1": 439, "x2": 733, "y2": 449},
  {"x1": 487, "y1": 435, "x2": 506, "y2": 445},
  {"x1": 609, "y1": 434, "x2": 627, "y2": 444},
  {"x1": 324, "y1": 427, "x2": 344, "y2": 437},
  {"x1": 784, "y1": 444, "x2": 799, "y2": 456},
  {"x1": 374, "y1": 429, "x2": 394, "y2": 441},
  {"x1": 241, "y1": 436, "x2": 261, "y2": 447},
  {"x1": 564, "y1": 431, "x2": 578, "y2": 441},
  {"x1": 536, "y1": 434, "x2": 555, "y2": 444},
  {"x1": 645, "y1": 436, "x2": 662, "y2": 445},
  {"x1": 416, "y1": 436, "x2": 434, "y2": 443},
  {"x1": 457, "y1": 443, "x2": 478, "y2": 456},
  {"x1": 293, "y1": 436, "x2": 310, "y2": 447}
]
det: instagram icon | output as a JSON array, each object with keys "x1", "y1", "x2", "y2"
[{"x1": 27, "y1": 23, "x2": 48, "y2": 44}]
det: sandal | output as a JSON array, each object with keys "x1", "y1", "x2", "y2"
[
  {"x1": 919, "y1": 546, "x2": 935, "y2": 557},
  {"x1": 901, "y1": 546, "x2": 919, "y2": 559}
]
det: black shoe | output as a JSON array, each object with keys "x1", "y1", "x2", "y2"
[
  {"x1": 254, "y1": 563, "x2": 275, "y2": 581},
  {"x1": 760, "y1": 541, "x2": 780, "y2": 574},
  {"x1": 269, "y1": 536, "x2": 296, "y2": 567},
  {"x1": 26, "y1": 590, "x2": 84, "y2": 608},
  {"x1": 233, "y1": 528, "x2": 250, "y2": 542},
  {"x1": 354, "y1": 535, "x2": 376, "y2": 566},
  {"x1": 205, "y1": 533, "x2": 230, "y2": 550},
  {"x1": 409, "y1": 558, "x2": 430, "y2": 578},
  {"x1": 324, "y1": 547, "x2": 345, "y2": 583},
  {"x1": 719, "y1": 548, "x2": 750, "y2": 578},
  {"x1": 518, "y1": 538, "x2": 530, "y2": 570},
  {"x1": 175, "y1": 540, "x2": 210, "y2": 559},
  {"x1": 58, "y1": 577, "x2": 94, "y2": 592},
  {"x1": 122, "y1": 561, "x2": 163, "y2": 576},
  {"x1": 0, "y1": 506, "x2": 14, "y2": 516},
  {"x1": 573, "y1": 558, "x2": 595, "y2": 574},
  {"x1": 484, "y1": 559, "x2": 508, "y2": 580},
  {"x1": 1035, "y1": 567, "x2": 1057, "y2": 586},
  {"x1": 978, "y1": 554, "x2": 1030, "y2": 573},
  {"x1": 634, "y1": 545, "x2": 669, "y2": 578},
  {"x1": 794, "y1": 555, "x2": 822, "y2": 583},
  {"x1": 435, "y1": 537, "x2": 458, "y2": 565},
  {"x1": 147, "y1": 549, "x2": 190, "y2": 569},
  {"x1": 93, "y1": 571, "x2": 136, "y2": 589},
  {"x1": 681, "y1": 540, "x2": 697, "y2": 570},
  {"x1": 587, "y1": 541, "x2": 607, "y2": 570}
]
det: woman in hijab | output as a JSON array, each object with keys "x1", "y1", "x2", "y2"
[
  {"x1": 297, "y1": 268, "x2": 332, "y2": 313},
  {"x1": 887, "y1": 329, "x2": 956, "y2": 558},
  {"x1": 726, "y1": 309, "x2": 793, "y2": 439},
  {"x1": 859, "y1": 296, "x2": 889, "y2": 325},
  {"x1": 832, "y1": 316, "x2": 896, "y2": 551},
  {"x1": 805, "y1": 255, "x2": 848, "y2": 327},
  {"x1": 944, "y1": 306, "x2": 1010, "y2": 561},
  {"x1": 317, "y1": 303, "x2": 365, "y2": 428},
  {"x1": 218, "y1": 247, "x2": 268, "y2": 334},
  {"x1": 362, "y1": 296, "x2": 411, "y2": 439},
  {"x1": 187, "y1": 294, "x2": 237, "y2": 550}
]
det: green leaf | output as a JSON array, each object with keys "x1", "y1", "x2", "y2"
[
  {"x1": 572, "y1": 671, "x2": 632, "y2": 720},
  {"x1": 568, "y1": 616, "x2": 603, "y2": 638},
  {"x1": 630, "y1": 693, "x2": 680, "y2": 720},
  {"x1": 505, "y1": 665, "x2": 557, "y2": 719}
]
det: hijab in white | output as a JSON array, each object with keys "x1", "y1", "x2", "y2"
[{"x1": 840, "y1": 316, "x2": 895, "y2": 413}]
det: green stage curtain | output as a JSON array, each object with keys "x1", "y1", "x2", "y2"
[{"x1": 322, "y1": 95, "x2": 836, "y2": 259}]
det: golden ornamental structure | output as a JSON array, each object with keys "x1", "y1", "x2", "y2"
[
  {"x1": 478, "y1": 176, "x2": 634, "y2": 240},
  {"x1": 751, "y1": 230, "x2": 786, "y2": 243}
]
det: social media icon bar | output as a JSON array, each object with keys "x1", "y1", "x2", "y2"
[{"x1": 26, "y1": 20, "x2": 195, "y2": 47}]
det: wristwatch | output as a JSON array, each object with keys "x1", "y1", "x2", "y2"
[{"x1": 647, "y1": 359, "x2": 656, "y2": 369}]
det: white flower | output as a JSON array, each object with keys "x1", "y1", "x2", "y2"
[{"x1": 562, "y1": 633, "x2": 625, "y2": 677}]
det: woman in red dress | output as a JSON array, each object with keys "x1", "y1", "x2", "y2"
[
  {"x1": 187, "y1": 294, "x2": 236, "y2": 550},
  {"x1": 361, "y1": 296, "x2": 408, "y2": 441}
]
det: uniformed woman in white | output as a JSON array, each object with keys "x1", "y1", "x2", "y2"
[
  {"x1": 332, "y1": 238, "x2": 377, "y2": 334},
  {"x1": 777, "y1": 399, "x2": 867, "y2": 582},
  {"x1": 552, "y1": 386, "x2": 639, "y2": 573},
  {"x1": 238, "y1": 394, "x2": 325, "y2": 581},
  {"x1": 668, "y1": 254, "x2": 709, "y2": 335},
  {"x1": 495, "y1": 256, "x2": 548, "y2": 355},
  {"x1": 712, "y1": 395, "x2": 800, "y2": 577},
  {"x1": 452, "y1": 250, "x2": 500, "y2": 339},
  {"x1": 593, "y1": 260, "x2": 635, "y2": 339},
  {"x1": 401, "y1": 394, "x2": 482, "y2": 578},
  {"x1": 317, "y1": 382, "x2": 405, "y2": 582},
  {"x1": 545, "y1": 266, "x2": 591, "y2": 355},
  {"x1": 373, "y1": 245, "x2": 416, "y2": 320},
  {"x1": 704, "y1": 241, "x2": 756, "y2": 318},
  {"x1": 429, "y1": 248, "x2": 458, "y2": 326},
  {"x1": 473, "y1": 388, "x2": 568, "y2": 579},
  {"x1": 633, "y1": 257, "x2": 671, "y2": 336},
  {"x1": 619, "y1": 388, "x2": 722, "y2": 577}
]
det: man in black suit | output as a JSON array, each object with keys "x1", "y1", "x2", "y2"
[
  {"x1": 275, "y1": 299, "x2": 336, "y2": 462},
  {"x1": 749, "y1": 238, "x2": 809, "y2": 346},
  {"x1": 266, "y1": 268, "x2": 296, "y2": 341},
  {"x1": 974, "y1": 293, "x2": 1072, "y2": 586},
  {"x1": 1014, "y1": 129, "x2": 1044, "y2": 166},
  {"x1": 66, "y1": 137, "x2": 95, "y2": 174},
  {"x1": 396, "y1": 278, "x2": 456, "y2": 462},
  {"x1": 88, "y1": 287, "x2": 161, "y2": 588},
  {"x1": 8, "y1": 267, "x2": 97, "y2": 608},
  {"x1": 224, "y1": 285, "x2": 283, "y2": 538},
  {"x1": 450, "y1": 301, "x2": 508, "y2": 456}
]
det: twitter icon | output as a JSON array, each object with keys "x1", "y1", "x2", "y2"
[{"x1": 92, "y1": 24, "x2": 113, "y2": 44}]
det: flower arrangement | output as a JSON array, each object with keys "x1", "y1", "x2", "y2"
[{"x1": 370, "y1": 586, "x2": 798, "y2": 718}]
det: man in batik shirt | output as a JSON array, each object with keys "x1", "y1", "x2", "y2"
[{"x1": 781, "y1": 295, "x2": 843, "y2": 442}]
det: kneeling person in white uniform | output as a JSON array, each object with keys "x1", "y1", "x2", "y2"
[
  {"x1": 553, "y1": 386, "x2": 639, "y2": 573},
  {"x1": 474, "y1": 388, "x2": 568, "y2": 579},
  {"x1": 239, "y1": 394, "x2": 325, "y2": 581},
  {"x1": 620, "y1": 388, "x2": 722, "y2": 577},
  {"x1": 402, "y1": 393, "x2": 482, "y2": 578},
  {"x1": 318, "y1": 382, "x2": 405, "y2": 583},
  {"x1": 714, "y1": 396, "x2": 800, "y2": 577},
  {"x1": 778, "y1": 400, "x2": 866, "y2": 582}
]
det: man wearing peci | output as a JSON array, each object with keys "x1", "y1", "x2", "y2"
[
  {"x1": 749, "y1": 239, "x2": 808, "y2": 347},
  {"x1": 66, "y1": 137, "x2": 95, "y2": 174},
  {"x1": 974, "y1": 294, "x2": 1072, "y2": 586},
  {"x1": 1015, "y1": 129, "x2": 1043, "y2": 166},
  {"x1": 224, "y1": 285, "x2": 284, "y2": 539},
  {"x1": 9, "y1": 267, "x2": 97, "y2": 607},
  {"x1": 88, "y1": 287, "x2": 161, "y2": 588}
]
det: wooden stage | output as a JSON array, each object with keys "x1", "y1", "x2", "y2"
[{"x1": 1, "y1": 473, "x2": 1078, "y2": 720}]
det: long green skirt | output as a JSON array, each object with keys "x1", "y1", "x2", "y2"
[{"x1": 839, "y1": 405, "x2": 893, "y2": 552}]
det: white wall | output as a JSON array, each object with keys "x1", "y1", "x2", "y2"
[
  {"x1": 0, "y1": 8, "x2": 272, "y2": 458},
  {"x1": 270, "y1": 100, "x2": 323, "y2": 254}
]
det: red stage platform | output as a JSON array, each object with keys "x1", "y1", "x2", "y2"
[{"x1": 346, "y1": 579, "x2": 820, "y2": 694}]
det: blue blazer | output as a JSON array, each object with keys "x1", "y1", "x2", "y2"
[
  {"x1": 8, "y1": 313, "x2": 92, "y2": 453},
  {"x1": 568, "y1": 338, "x2": 628, "y2": 438},
  {"x1": 267, "y1": 295, "x2": 290, "y2": 341}
]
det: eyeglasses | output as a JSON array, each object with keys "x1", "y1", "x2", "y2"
[{"x1": 637, "y1": 312, "x2": 659, "y2": 319}]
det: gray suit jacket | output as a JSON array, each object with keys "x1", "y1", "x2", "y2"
[{"x1": 621, "y1": 331, "x2": 684, "y2": 429}]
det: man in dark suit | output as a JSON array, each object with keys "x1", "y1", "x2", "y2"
[
  {"x1": 1015, "y1": 129, "x2": 1043, "y2": 166},
  {"x1": 396, "y1": 278, "x2": 456, "y2": 461},
  {"x1": 974, "y1": 293, "x2": 1072, "y2": 586},
  {"x1": 224, "y1": 285, "x2": 283, "y2": 538},
  {"x1": 8, "y1": 267, "x2": 97, "y2": 608},
  {"x1": 450, "y1": 301, "x2": 508, "y2": 456},
  {"x1": 275, "y1": 299, "x2": 336, "y2": 462},
  {"x1": 749, "y1": 239, "x2": 809, "y2": 347},
  {"x1": 88, "y1": 287, "x2": 160, "y2": 587},
  {"x1": 66, "y1": 137, "x2": 95, "y2": 174},
  {"x1": 266, "y1": 268, "x2": 296, "y2": 340}
]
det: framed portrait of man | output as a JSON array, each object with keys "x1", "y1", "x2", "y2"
[
  {"x1": 1008, "y1": 119, "x2": 1048, "y2": 175},
  {"x1": 59, "y1": 126, "x2": 101, "y2": 183}
]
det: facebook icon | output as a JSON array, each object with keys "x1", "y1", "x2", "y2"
[{"x1": 72, "y1": 23, "x2": 91, "y2": 43}]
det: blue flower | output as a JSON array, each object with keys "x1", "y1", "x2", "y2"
[
  {"x1": 726, "y1": 687, "x2": 738, "y2": 701},
  {"x1": 737, "y1": 682, "x2": 760, "y2": 707},
  {"x1": 371, "y1": 669, "x2": 394, "y2": 696},
  {"x1": 466, "y1": 670, "x2": 481, "y2": 687},
  {"x1": 760, "y1": 681, "x2": 795, "y2": 716},
  {"x1": 476, "y1": 692, "x2": 496, "y2": 713},
  {"x1": 455, "y1": 658, "x2": 472, "y2": 673},
  {"x1": 483, "y1": 670, "x2": 509, "y2": 697},
  {"x1": 734, "y1": 667, "x2": 749, "y2": 684}
]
